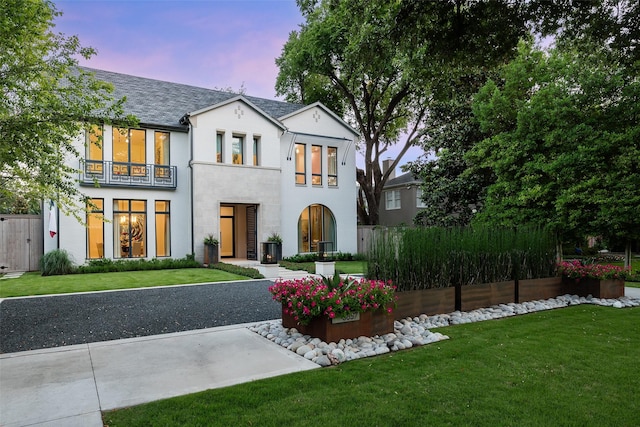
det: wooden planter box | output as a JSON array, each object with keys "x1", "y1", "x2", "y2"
[
  {"x1": 460, "y1": 280, "x2": 515, "y2": 312},
  {"x1": 282, "y1": 306, "x2": 394, "y2": 343},
  {"x1": 394, "y1": 287, "x2": 456, "y2": 320},
  {"x1": 563, "y1": 278, "x2": 625, "y2": 299},
  {"x1": 517, "y1": 277, "x2": 564, "y2": 303}
]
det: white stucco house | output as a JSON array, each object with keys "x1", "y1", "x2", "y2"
[{"x1": 44, "y1": 68, "x2": 358, "y2": 264}]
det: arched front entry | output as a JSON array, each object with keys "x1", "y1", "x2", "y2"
[{"x1": 297, "y1": 204, "x2": 336, "y2": 253}]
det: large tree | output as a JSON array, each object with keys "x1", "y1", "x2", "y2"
[
  {"x1": 275, "y1": 0, "x2": 528, "y2": 225},
  {"x1": 469, "y1": 38, "x2": 640, "y2": 265},
  {"x1": 0, "y1": 0, "x2": 135, "y2": 217}
]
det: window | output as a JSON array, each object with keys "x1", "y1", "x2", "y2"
[
  {"x1": 86, "y1": 199, "x2": 104, "y2": 259},
  {"x1": 154, "y1": 131, "x2": 170, "y2": 179},
  {"x1": 311, "y1": 145, "x2": 322, "y2": 185},
  {"x1": 113, "y1": 128, "x2": 146, "y2": 176},
  {"x1": 297, "y1": 204, "x2": 336, "y2": 253},
  {"x1": 328, "y1": 146, "x2": 338, "y2": 186},
  {"x1": 232, "y1": 135, "x2": 243, "y2": 164},
  {"x1": 295, "y1": 143, "x2": 306, "y2": 184},
  {"x1": 385, "y1": 190, "x2": 401, "y2": 210},
  {"x1": 253, "y1": 137, "x2": 260, "y2": 166},
  {"x1": 155, "y1": 201, "x2": 170, "y2": 257},
  {"x1": 85, "y1": 125, "x2": 103, "y2": 175},
  {"x1": 114, "y1": 199, "x2": 146, "y2": 258},
  {"x1": 416, "y1": 188, "x2": 427, "y2": 208},
  {"x1": 216, "y1": 133, "x2": 223, "y2": 163}
]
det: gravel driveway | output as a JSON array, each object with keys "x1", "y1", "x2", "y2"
[{"x1": 0, "y1": 280, "x2": 281, "y2": 353}]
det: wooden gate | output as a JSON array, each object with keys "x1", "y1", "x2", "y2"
[{"x1": 0, "y1": 215, "x2": 43, "y2": 272}]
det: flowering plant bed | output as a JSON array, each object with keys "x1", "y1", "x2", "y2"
[
  {"x1": 557, "y1": 260, "x2": 630, "y2": 280},
  {"x1": 269, "y1": 276, "x2": 396, "y2": 326}
]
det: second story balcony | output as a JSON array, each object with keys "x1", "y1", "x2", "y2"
[{"x1": 79, "y1": 160, "x2": 177, "y2": 189}]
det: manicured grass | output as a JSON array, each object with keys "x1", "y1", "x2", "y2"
[
  {"x1": 0, "y1": 268, "x2": 248, "y2": 298},
  {"x1": 103, "y1": 305, "x2": 640, "y2": 426},
  {"x1": 279, "y1": 260, "x2": 366, "y2": 275}
]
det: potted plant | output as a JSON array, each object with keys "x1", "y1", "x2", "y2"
[
  {"x1": 268, "y1": 275, "x2": 396, "y2": 342},
  {"x1": 557, "y1": 260, "x2": 630, "y2": 298},
  {"x1": 204, "y1": 234, "x2": 219, "y2": 265},
  {"x1": 266, "y1": 232, "x2": 283, "y2": 262}
]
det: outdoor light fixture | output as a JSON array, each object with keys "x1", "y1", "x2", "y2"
[
  {"x1": 317, "y1": 241, "x2": 334, "y2": 261},
  {"x1": 261, "y1": 241, "x2": 278, "y2": 264}
]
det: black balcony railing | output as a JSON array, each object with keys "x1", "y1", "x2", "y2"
[{"x1": 79, "y1": 160, "x2": 177, "y2": 189}]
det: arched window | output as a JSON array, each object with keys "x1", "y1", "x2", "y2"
[{"x1": 297, "y1": 204, "x2": 336, "y2": 253}]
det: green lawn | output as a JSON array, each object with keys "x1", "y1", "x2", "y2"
[
  {"x1": 103, "y1": 305, "x2": 640, "y2": 426},
  {"x1": 279, "y1": 260, "x2": 366, "y2": 275},
  {"x1": 0, "y1": 268, "x2": 248, "y2": 298}
]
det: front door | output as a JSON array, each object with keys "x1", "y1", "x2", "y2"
[{"x1": 220, "y1": 206, "x2": 235, "y2": 258}]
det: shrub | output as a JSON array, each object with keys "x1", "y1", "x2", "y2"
[
  {"x1": 40, "y1": 249, "x2": 74, "y2": 276},
  {"x1": 75, "y1": 256, "x2": 200, "y2": 274},
  {"x1": 209, "y1": 262, "x2": 264, "y2": 279}
]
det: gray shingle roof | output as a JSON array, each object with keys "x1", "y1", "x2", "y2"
[
  {"x1": 384, "y1": 171, "x2": 422, "y2": 188},
  {"x1": 82, "y1": 67, "x2": 305, "y2": 130}
]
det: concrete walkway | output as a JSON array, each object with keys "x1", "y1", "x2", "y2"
[{"x1": 0, "y1": 323, "x2": 319, "y2": 427}]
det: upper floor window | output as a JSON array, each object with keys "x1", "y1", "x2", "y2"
[
  {"x1": 311, "y1": 145, "x2": 322, "y2": 185},
  {"x1": 295, "y1": 143, "x2": 306, "y2": 184},
  {"x1": 328, "y1": 147, "x2": 338, "y2": 186},
  {"x1": 113, "y1": 128, "x2": 146, "y2": 176},
  {"x1": 416, "y1": 188, "x2": 427, "y2": 208},
  {"x1": 216, "y1": 133, "x2": 223, "y2": 163},
  {"x1": 232, "y1": 135, "x2": 243, "y2": 164},
  {"x1": 385, "y1": 190, "x2": 401, "y2": 210},
  {"x1": 253, "y1": 137, "x2": 260, "y2": 166},
  {"x1": 86, "y1": 125, "x2": 103, "y2": 161},
  {"x1": 154, "y1": 131, "x2": 169, "y2": 165}
]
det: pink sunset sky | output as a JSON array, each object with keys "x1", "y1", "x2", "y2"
[{"x1": 52, "y1": 0, "x2": 423, "y2": 170}]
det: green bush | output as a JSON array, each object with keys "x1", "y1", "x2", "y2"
[
  {"x1": 209, "y1": 262, "x2": 264, "y2": 279},
  {"x1": 40, "y1": 249, "x2": 74, "y2": 276},
  {"x1": 75, "y1": 256, "x2": 200, "y2": 274},
  {"x1": 282, "y1": 251, "x2": 363, "y2": 263}
]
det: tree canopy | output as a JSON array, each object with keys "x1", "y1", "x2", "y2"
[
  {"x1": 469, "y1": 38, "x2": 639, "y2": 256},
  {"x1": 275, "y1": 0, "x2": 529, "y2": 225},
  {"x1": 0, "y1": 0, "x2": 135, "y2": 216}
]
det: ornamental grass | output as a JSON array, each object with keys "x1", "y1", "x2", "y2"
[{"x1": 268, "y1": 276, "x2": 396, "y2": 325}]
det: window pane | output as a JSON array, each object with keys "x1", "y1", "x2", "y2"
[
  {"x1": 114, "y1": 199, "x2": 146, "y2": 258},
  {"x1": 232, "y1": 136, "x2": 243, "y2": 164},
  {"x1": 298, "y1": 206, "x2": 309, "y2": 253},
  {"x1": 155, "y1": 201, "x2": 170, "y2": 257},
  {"x1": 328, "y1": 147, "x2": 337, "y2": 186},
  {"x1": 253, "y1": 137, "x2": 259, "y2": 166},
  {"x1": 130, "y1": 129, "x2": 146, "y2": 164},
  {"x1": 87, "y1": 198, "x2": 104, "y2": 259},
  {"x1": 113, "y1": 128, "x2": 128, "y2": 163},
  {"x1": 312, "y1": 145, "x2": 321, "y2": 185},
  {"x1": 87, "y1": 126, "x2": 103, "y2": 161},
  {"x1": 154, "y1": 132, "x2": 169, "y2": 165},
  {"x1": 216, "y1": 133, "x2": 223, "y2": 163},
  {"x1": 295, "y1": 143, "x2": 306, "y2": 184}
]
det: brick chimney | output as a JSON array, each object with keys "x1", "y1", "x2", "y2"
[{"x1": 382, "y1": 158, "x2": 395, "y2": 179}]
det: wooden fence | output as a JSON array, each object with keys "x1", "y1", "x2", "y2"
[{"x1": 0, "y1": 214, "x2": 43, "y2": 272}]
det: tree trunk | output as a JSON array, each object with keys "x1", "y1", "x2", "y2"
[{"x1": 624, "y1": 239, "x2": 632, "y2": 269}]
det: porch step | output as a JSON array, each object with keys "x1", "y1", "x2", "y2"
[{"x1": 222, "y1": 259, "x2": 316, "y2": 281}]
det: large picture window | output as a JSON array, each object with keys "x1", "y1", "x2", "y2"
[
  {"x1": 86, "y1": 199, "x2": 104, "y2": 259},
  {"x1": 328, "y1": 146, "x2": 338, "y2": 186},
  {"x1": 311, "y1": 145, "x2": 322, "y2": 185},
  {"x1": 155, "y1": 201, "x2": 170, "y2": 257},
  {"x1": 297, "y1": 204, "x2": 336, "y2": 253},
  {"x1": 113, "y1": 128, "x2": 146, "y2": 176},
  {"x1": 114, "y1": 199, "x2": 146, "y2": 258},
  {"x1": 295, "y1": 143, "x2": 306, "y2": 184}
]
